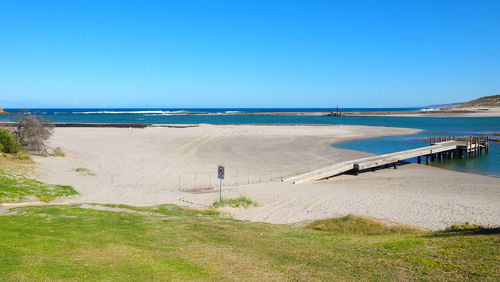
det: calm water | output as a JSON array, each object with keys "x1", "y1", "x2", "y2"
[{"x1": 1, "y1": 108, "x2": 499, "y2": 177}]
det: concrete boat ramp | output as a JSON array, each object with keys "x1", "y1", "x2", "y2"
[{"x1": 285, "y1": 136, "x2": 490, "y2": 184}]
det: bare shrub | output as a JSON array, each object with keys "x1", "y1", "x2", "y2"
[{"x1": 14, "y1": 115, "x2": 54, "y2": 156}]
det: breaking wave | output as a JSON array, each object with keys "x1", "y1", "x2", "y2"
[{"x1": 72, "y1": 110, "x2": 189, "y2": 115}]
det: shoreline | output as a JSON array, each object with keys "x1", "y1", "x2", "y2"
[
  {"x1": 1, "y1": 107, "x2": 500, "y2": 120},
  {"x1": 194, "y1": 107, "x2": 500, "y2": 117},
  {"x1": 21, "y1": 124, "x2": 500, "y2": 230}
]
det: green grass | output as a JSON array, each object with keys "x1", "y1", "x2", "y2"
[
  {"x1": 8, "y1": 152, "x2": 31, "y2": 161},
  {"x1": 212, "y1": 196, "x2": 258, "y2": 208},
  {"x1": 93, "y1": 203, "x2": 221, "y2": 217},
  {"x1": 0, "y1": 151, "x2": 32, "y2": 161},
  {"x1": 0, "y1": 205, "x2": 498, "y2": 280},
  {"x1": 0, "y1": 129, "x2": 22, "y2": 154},
  {"x1": 307, "y1": 214, "x2": 421, "y2": 235},
  {"x1": 52, "y1": 149, "x2": 66, "y2": 157},
  {"x1": 449, "y1": 222, "x2": 484, "y2": 231},
  {"x1": 73, "y1": 167, "x2": 95, "y2": 176},
  {"x1": 0, "y1": 170, "x2": 78, "y2": 203}
]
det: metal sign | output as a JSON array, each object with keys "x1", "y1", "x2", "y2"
[{"x1": 218, "y1": 165, "x2": 225, "y2": 179}]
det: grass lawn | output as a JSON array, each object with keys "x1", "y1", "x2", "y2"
[
  {"x1": 0, "y1": 204, "x2": 499, "y2": 280},
  {"x1": 0, "y1": 170, "x2": 77, "y2": 203}
]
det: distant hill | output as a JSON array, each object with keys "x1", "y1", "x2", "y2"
[
  {"x1": 424, "y1": 102, "x2": 463, "y2": 109},
  {"x1": 457, "y1": 95, "x2": 500, "y2": 108}
]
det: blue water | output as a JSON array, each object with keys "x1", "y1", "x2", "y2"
[
  {"x1": 0, "y1": 107, "x2": 420, "y2": 124},
  {"x1": 1, "y1": 108, "x2": 499, "y2": 177}
]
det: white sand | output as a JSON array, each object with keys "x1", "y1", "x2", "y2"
[{"x1": 32, "y1": 124, "x2": 500, "y2": 230}]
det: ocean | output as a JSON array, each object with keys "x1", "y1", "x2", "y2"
[{"x1": 1, "y1": 108, "x2": 499, "y2": 177}]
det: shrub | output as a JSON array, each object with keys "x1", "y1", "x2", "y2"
[
  {"x1": 73, "y1": 168, "x2": 95, "y2": 176},
  {"x1": 0, "y1": 129, "x2": 22, "y2": 153},
  {"x1": 9, "y1": 153, "x2": 32, "y2": 161},
  {"x1": 307, "y1": 215, "x2": 420, "y2": 235},
  {"x1": 448, "y1": 222, "x2": 483, "y2": 231},
  {"x1": 14, "y1": 115, "x2": 54, "y2": 156},
  {"x1": 53, "y1": 147, "x2": 66, "y2": 157},
  {"x1": 213, "y1": 196, "x2": 258, "y2": 208}
]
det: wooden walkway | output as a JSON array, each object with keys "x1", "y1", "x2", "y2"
[{"x1": 285, "y1": 136, "x2": 490, "y2": 184}]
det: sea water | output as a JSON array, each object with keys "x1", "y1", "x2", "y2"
[{"x1": 1, "y1": 108, "x2": 499, "y2": 177}]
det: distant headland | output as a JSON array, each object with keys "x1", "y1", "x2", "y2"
[
  {"x1": 196, "y1": 95, "x2": 500, "y2": 117},
  {"x1": 456, "y1": 94, "x2": 500, "y2": 108},
  {"x1": 0, "y1": 108, "x2": 11, "y2": 115}
]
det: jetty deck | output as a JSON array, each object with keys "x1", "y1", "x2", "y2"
[{"x1": 285, "y1": 136, "x2": 490, "y2": 184}]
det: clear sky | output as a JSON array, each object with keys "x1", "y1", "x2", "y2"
[{"x1": 1, "y1": 0, "x2": 499, "y2": 108}]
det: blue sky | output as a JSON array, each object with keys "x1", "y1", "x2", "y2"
[{"x1": 1, "y1": 0, "x2": 499, "y2": 108}]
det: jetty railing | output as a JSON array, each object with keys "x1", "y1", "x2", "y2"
[
  {"x1": 287, "y1": 136, "x2": 490, "y2": 184},
  {"x1": 428, "y1": 136, "x2": 490, "y2": 159}
]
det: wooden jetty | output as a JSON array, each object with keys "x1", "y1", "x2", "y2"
[{"x1": 285, "y1": 136, "x2": 490, "y2": 184}]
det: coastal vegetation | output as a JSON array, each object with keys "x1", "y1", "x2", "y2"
[
  {"x1": 6, "y1": 152, "x2": 31, "y2": 161},
  {"x1": 0, "y1": 170, "x2": 77, "y2": 203},
  {"x1": 52, "y1": 147, "x2": 66, "y2": 157},
  {"x1": 457, "y1": 94, "x2": 500, "y2": 108},
  {"x1": 0, "y1": 129, "x2": 22, "y2": 154},
  {"x1": 307, "y1": 214, "x2": 421, "y2": 235},
  {"x1": 73, "y1": 167, "x2": 96, "y2": 176},
  {"x1": 0, "y1": 204, "x2": 498, "y2": 280},
  {"x1": 14, "y1": 115, "x2": 54, "y2": 156},
  {"x1": 1, "y1": 115, "x2": 59, "y2": 157},
  {"x1": 212, "y1": 196, "x2": 258, "y2": 208},
  {"x1": 0, "y1": 151, "x2": 498, "y2": 280}
]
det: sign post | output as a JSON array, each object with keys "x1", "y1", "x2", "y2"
[{"x1": 217, "y1": 165, "x2": 224, "y2": 202}]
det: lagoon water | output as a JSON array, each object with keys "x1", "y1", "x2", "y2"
[{"x1": 1, "y1": 108, "x2": 499, "y2": 177}]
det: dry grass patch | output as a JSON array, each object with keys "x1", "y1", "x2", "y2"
[
  {"x1": 213, "y1": 196, "x2": 258, "y2": 208},
  {"x1": 0, "y1": 153, "x2": 33, "y2": 173},
  {"x1": 307, "y1": 214, "x2": 421, "y2": 235},
  {"x1": 73, "y1": 167, "x2": 96, "y2": 176}
]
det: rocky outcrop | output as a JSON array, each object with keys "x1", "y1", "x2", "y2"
[{"x1": 0, "y1": 108, "x2": 11, "y2": 115}]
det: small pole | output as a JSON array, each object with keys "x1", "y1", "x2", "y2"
[{"x1": 219, "y1": 179, "x2": 222, "y2": 202}]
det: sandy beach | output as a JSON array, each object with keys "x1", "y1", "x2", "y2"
[
  {"x1": 32, "y1": 124, "x2": 500, "y2": 230},
  {"x1": 204, "y1": 106, "x2": 500, "y2": 117}
]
